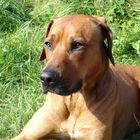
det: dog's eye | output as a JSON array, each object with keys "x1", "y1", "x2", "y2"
[
  {"x1": 71, "y1": 42, "x2": 85, "y2": 52},
  {"x1": 45, "y1": 42, "x2": 52, "y2": 50}
]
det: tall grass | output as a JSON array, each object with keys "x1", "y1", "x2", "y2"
[{"x1": 0, "y1": 0, "x2": 140, "y2": 139}]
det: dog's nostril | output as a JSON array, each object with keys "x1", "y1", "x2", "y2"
[
  {"x1": 40, "y1": 71, "x2": 59, "y2": 85},
  {"x1": 46, "y1": 76, "x2": 53, "y2": 84},
  {"x1": 40, "y1": 73, "x2": 46, "y2": 82}
]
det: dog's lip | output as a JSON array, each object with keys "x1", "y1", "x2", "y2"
[
  {"x1": 40, "y1": 80, "x2": 82, "y2": 96},
  {"x1": 41, "y1": 86, "x2": 72, "y2": 96}
]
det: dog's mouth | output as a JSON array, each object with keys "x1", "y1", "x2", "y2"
[{"x1": 41, "y1": 79, "x2": 82, "y2": 96}]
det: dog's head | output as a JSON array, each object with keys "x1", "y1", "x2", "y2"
[{"x1": 39, "y1": 15, "x2": 114, "y2": 96}]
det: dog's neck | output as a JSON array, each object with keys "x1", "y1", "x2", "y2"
[
  {"x1": 65, "y1": 64, "x2": 116, "y2": 110},
  {"x1": 81, "y1": 59, "x2": 110, "y2": 91},
  {"x1": 80, "y1": 65, "x2": 116, "y2": 101},
  {"x1": 63, "y1": 66, "x2": 116, "y2": 126}
]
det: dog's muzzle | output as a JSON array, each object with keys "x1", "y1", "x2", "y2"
[{"x1": 40, "y1": 70, "x2": 82, "y2": 96}]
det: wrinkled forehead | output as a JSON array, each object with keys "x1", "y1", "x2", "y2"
[{"x1": 46, "y1": 15, "x2": 101, "y2": 42}]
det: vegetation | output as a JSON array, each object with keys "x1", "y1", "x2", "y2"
[{"x1": 0, "y1": 0, "x2": 140, "y2": 139}]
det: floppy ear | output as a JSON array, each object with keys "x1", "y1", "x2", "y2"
[
  {"x1": 46, "y1": 20, "x2": 54, "y2": 37},
  {"x1": 39, "y1": 20, "x2": 54, "y2": 61},
  {"x1": 96, "y1": 17, "x2": 115, "y2": 65},
  {"x1": 39, "y1": 47, "x2": 46, "y2": 61},
  {"x1": 46, "y1": 17, "x2": 60, "y2": 37}
]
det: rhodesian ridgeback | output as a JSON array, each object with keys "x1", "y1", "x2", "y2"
[{"x1": 12, "y1": 15, "x2": 140, "y2": 140}]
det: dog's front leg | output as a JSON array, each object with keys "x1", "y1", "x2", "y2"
[{"x1": 11, "y1": 93, "x2": 68, "y2": 140}]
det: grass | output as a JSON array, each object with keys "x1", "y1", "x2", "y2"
[{"x1": 0, "y1": 0, "x2": 140, "y2": 139}]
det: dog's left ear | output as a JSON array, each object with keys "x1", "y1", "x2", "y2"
[
  {"x1": 39, "y1": 20, "x2": 54, "y2": 61},
  {"x1": 96, "y1": 17, "x2": 115, "y2": 65}
]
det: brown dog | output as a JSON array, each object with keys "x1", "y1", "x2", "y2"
[{"x1": 12, "y1": 15, "x2": 140, "y2": 140}]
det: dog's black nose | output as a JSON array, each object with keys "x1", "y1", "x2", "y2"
[{"x1": 40, "y1": 70, "x2": 59, "y2": 86}]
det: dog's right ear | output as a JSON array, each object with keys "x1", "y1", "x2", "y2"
[
  {"x1": 39, "y1": 20, "x2": 54, "y2": 61},
  {"x1": 39, "y1": 47, "x2": 46, "y2": 61},
  {"x1": 46, "y1": 17, "x2": 60, "y2": 37},
  {"x1": 46, "y1": 20, "x2": 54, "y2": 37}
]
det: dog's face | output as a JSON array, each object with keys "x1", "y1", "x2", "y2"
[{"x1": 40, "y1": 15, "x2": 114, "y2": 96}]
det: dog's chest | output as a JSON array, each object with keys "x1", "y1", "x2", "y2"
[
  {"x1": 58, "y1": 94, "x2": 102, "y2": 139},
  {"x1": 59, "y1": 109, "x2": 106, "y2": 139},
  {"x1": 59, "y1": 111, "x2": 91, "y2": 139}
]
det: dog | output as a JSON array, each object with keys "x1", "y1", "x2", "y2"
[{"x1": 12, "y1": 15, "x2": 140, "y2": 140}]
